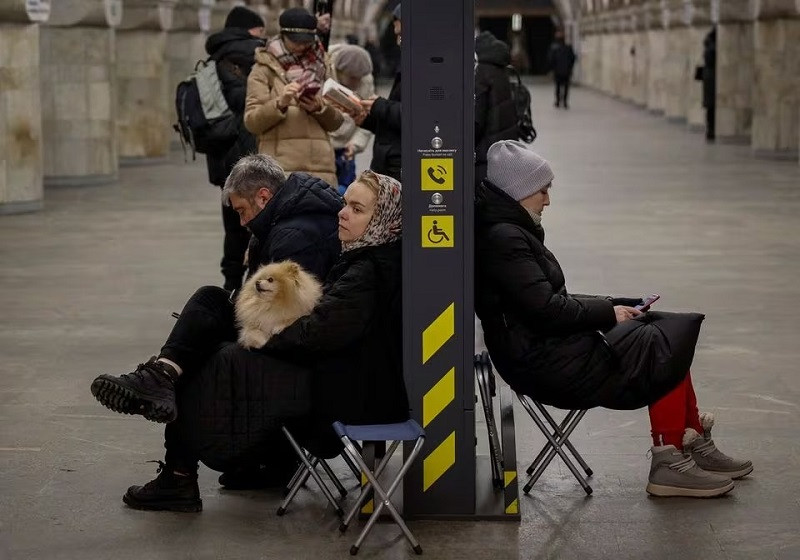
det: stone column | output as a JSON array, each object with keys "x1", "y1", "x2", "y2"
[
  {"x1": 116, "y1": 0, "x2": 174, "y2": 162},
  {"x1": 662, "y1": 0, "x2": 692, "y2": 122},
  {"x1": 167, "y1": 0, "x2": 212, "y2": 149},
  {"x1": 751, "y1": 0, "x2": 799, "y2": 159},
  {"x1": 685, "y1": 0, "x2": 713, "y2": 132},
  {"x1": 40, "y1": 0, "x2": 121, "y2": 187},
  {"x1": 632, "y1": 3, "x2": 651, "y2": 106},
  {"x1": 716, "y1": 0, "x2": 754, "y2": 144},
  {"x1": 645, "y1": 1, "x2": 668, "y2": 113},
  {"x1": 0, "y1": 0, "x2": 49, "y2": 214}
]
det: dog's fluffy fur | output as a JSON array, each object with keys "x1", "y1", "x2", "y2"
[{"x1": 235, "y1": 261, "x2": 322, "y2": 350}]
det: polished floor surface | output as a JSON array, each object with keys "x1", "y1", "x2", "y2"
[{"x1": 2, "y1": 83, "x2": 799, "y2": 559}]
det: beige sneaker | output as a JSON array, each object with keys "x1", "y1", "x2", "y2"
[
  {"x1": 685, "y1": 414, "x2": 754, "y2": 479},
  {"x1": 646, "y1": 444, "x2": 734, "y2": 498}
]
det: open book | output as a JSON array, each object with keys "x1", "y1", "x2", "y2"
[{"x1": 322, "y1": 78, "x2": 361, "y2": 113}]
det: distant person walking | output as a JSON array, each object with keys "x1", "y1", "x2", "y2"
[
  {"x1": 548, "y1": 30, "x2": 577, "y2": 109},
  {"x1": 701, "y1": 28, "x2": 717, "y2": 141}
]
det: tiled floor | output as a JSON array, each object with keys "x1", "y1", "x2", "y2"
[{"x1": 1, "y1": 83, "x2": 799, "y2": 559}]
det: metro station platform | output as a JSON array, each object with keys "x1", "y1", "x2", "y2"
[{"x1": 2, "y1": 83, "x2": 799, "y2": 560}]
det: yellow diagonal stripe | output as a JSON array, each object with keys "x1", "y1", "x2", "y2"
[
  {"x1": 423, "y1": 431, "x2": 456, "y2": 491},
  {"x1": 361, "y1": 472, "x2": 373, "y2": 513},
  {"x1": 504, "y1": 471, "x2": 517, "y2": 488},
  {"x1": 423, "y1": 367, "x2": 455, "y2": 427},
  {"x1": 422, "y1": 303, "x2": 455, "y2": 364},
  {"x1": 505, "y1": 499, "x2": 519, "y2": 515}
]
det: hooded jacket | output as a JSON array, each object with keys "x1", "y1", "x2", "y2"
[
  {"x1": 246, "y1": 172, "x2": 342, "y2": 281},
  {"x1": 475, "y1": 180, "x2": 705, "y2": 410},
  {"x1": 474, "y1": 32, "x2": 518, "y2": 187},
  {"x1": 204, "y1": 28, "x2": 264, "y2": 187},
  {"x1": 244, "y1": 47, "x2": 343, "y2": 187}
]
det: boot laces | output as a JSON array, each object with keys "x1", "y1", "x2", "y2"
[
  {"x1": 126, "y1": 360, "x2": 172, "y2": 385},
  {"x1": 694, "y1": 438, "x2": 717, "y2": 457},
  {"x1": 141, "y1": 460, "x2": 171, "y2": 490},
  {"x1": 669, "y1": 455, "x2": 698, "y2": 473}
]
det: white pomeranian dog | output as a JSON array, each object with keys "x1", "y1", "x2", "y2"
[{"x1": 235, "y1": 260, "x2": 322, "y2": 350}]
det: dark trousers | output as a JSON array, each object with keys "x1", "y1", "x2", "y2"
[
  {"x1": 220, "y1": 202, "x2": 250, "y2": 292},
  {"x1": 160, "y1": 286, "x2": 237, "y2": 376},
  {"x1": 705, "y1": 103, "x2": 716, "y2": 140},
  {"x1": 555, "y1": 76, "x2": 571, "y2": 107}
]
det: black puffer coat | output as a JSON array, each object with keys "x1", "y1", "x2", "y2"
[
  {"x1": 246, "y1": 173, "x2": 342, "y2": 281},
  {"x1": 265, "y1": 241, "x2": 409, "y2": 426},
  {"x1": 474, "y1": 32, "x2": 518, "y2": 187},
  {"x1": 361, "y1": 73, "x2": 401, "y2": 182},
  {"x1": 204, "y1": 28, "x2": 264, "y2": 186},
  {"x1": 169, "y1": 344, "x2": 311, "y2": 472},
  {"x1": 475, "y1": 181, "x2": 705, "y2": 410}
]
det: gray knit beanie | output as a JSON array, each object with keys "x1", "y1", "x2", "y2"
[{"x1": 486, "y1": 140, "x2": 554, "y2": 201}]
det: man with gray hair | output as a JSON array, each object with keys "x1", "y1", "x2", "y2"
[{"x1": 89, "y1": 154, "x2": 341, "y2": 504}]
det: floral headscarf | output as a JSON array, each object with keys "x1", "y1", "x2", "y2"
[
  {"x1": 341, "y1": 172, "x2": 402, "y2": 253},
  {"x1": 266, "y1": 36, "x2": 327, "y2": 92}
]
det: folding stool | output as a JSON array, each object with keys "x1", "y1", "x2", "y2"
[
  {"x1": 277, "y1": 424, "x2": 361, "y2": 517},
  {"x1": 517, "y1": 395, "x2": 593, "y2": 495},
  {"x1": 334, "y1": 420, "x2": 425, "y2": 556}
]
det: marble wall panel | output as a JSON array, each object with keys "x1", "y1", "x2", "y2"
[
  {"x1": 116, "y1": 30, "x2": 169, "y2": 160},
  {"x1": 646, "y1": 29, "x2": 667, "y2": 112},
  {"x1": 716, "y1": 21, "x2": 754, "y2": 142},
  {"x1": 751, "y1": 18, "x2": 799, "y2": 156},
  {"x1": 0, "y1": 23, "x2": 43, "y2": 213},
  {"x1": 40, "y1": 26, "x2": 117, "y2": 184}
]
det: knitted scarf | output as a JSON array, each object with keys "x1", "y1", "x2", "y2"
[
  {"x1": 266, "y1": 36, "x2": 326, "y2": 91},
  {"x1": 342, "y1": 173, "x2": 402, "y2": 253}
]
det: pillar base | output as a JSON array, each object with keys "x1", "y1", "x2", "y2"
[
  {"x1": 119, "y1": 156, "x2": 171, "y2": 167},
  {"x1": 753, "y1": 149, "x2": 798, "y2": 161},
  {"x1": 0, "y1": 200, "x2": 44, "y2": 215},
  {"x1": 44, "y1": 173, "x2": 118, "y2": 187},
  {"x1": 716, "y1": 134, "x2": 751, "y2": 145}
]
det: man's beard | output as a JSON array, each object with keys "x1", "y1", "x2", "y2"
[{"x1": 526, "y1": 208, "x2": 542, "y2": 226}]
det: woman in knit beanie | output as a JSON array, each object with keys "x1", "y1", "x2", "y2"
[{"x1": 475, "y1": 140, "x2": 752, "y2": 499}]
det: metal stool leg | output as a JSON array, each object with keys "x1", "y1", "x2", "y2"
[
  {"x1": 319, "y1": 458, "x2": 348, "y2": 498},
  {"x1": 340, "y1": 441, "x2": 400, "y2": 532},
  {"x1": 535, "y1": 404, "x2": 592, "y2": 476},
  {"x1": 522, "y1": 405, "x2": 592, "y2": 495},
  {"x1": 278, "y1": 427, "x2": 343, "y2": 516},
  {"x1": 525, "y1": 409, "x2": 579, "y2": 475},
  {"x1": 342, "y1": 437, "x2": 425, "y2": 556}
]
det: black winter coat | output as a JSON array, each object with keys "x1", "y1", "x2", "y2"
[
  {"x1": 265, "y1": 241, "x2": 409, "y2": 426},
  {"x1": 548, "y1": 41, "x2": 576, "y2": 79},
  {"x1": 474, "y1": 32, "x2": 518, "y2": 187},
  {"x1": 361, "y1": 73, "x2": 401, "y2": 182},
  {"x1": 205, "y1": 28, "x2": 264, "y2": 186},
  {"x1": 475, "y1": 181, "x2": 705, "y2": 410},
  {"x1": 246, "y1": 173, "x2": 342, "y2": 282}
]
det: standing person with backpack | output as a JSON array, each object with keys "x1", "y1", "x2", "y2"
[
  {"x1": 245, "y1": 7, "x2": 344, "y2": 187},
  {"x1": 204, "y1": 6, "x2": 266, "y2": 291},
  {"x1": 548, "y1": 30, "x2": 577, "y2": 109},
  {"x1": 474, "y1": 31, "x2": 518, "y2": 189}
]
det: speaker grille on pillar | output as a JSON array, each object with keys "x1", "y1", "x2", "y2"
[{"x1": 429, "y1": 87, "x2": 445, "y2": 101}]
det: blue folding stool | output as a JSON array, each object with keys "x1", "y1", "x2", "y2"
[{"x1": 333, "y1": 419, "x2": 426, "y2": 556}]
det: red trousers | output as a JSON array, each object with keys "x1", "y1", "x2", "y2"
[{"x1": 648, "y1": 372, "x2": 703, "y2": 449}]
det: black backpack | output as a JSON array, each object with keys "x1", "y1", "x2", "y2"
[
  {"x1": 173, "y1": 59, "x2": 239, "y2": 160},
  {"x1": 506, "y1": 65, "x2": 537, "y2": 144}
]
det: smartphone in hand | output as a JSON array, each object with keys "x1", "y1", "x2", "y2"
[{"x1": 635, "y1": 294, "x2": 660, "y2": 311}]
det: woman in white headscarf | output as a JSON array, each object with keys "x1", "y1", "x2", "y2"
[{"x1": 264, "y1": 170, "x2": 406, "y2": 426}]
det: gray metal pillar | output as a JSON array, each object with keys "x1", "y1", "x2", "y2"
[{"x1": 401, "y1": 0, "x2": 481, "y2": 519}]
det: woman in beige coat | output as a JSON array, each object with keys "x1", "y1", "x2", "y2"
[{"x1": 244, "y1": 8, "x2": 343, "y2": 187}]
